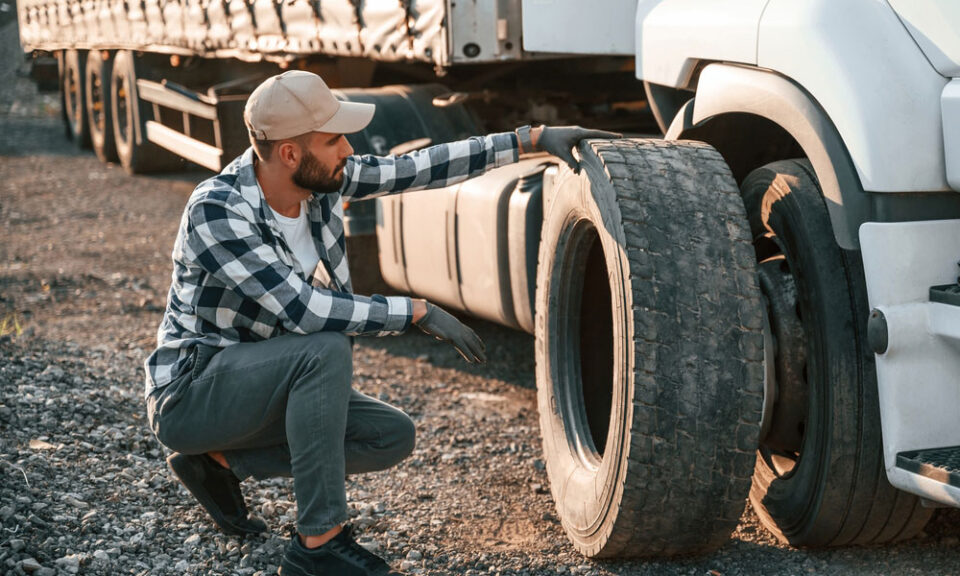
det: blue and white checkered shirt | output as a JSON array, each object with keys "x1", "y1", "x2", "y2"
[{"x1": 144, "y1": 132, "x2": 519, "y2": 396}]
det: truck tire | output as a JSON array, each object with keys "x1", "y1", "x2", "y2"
[
  {"x1": 57, "y1": 52, "x2": 71, "y2": 141},
  {"x1": 742, "y1": 159, "x2": 933, "y2": 546},
  {"x1": 535, "y1": 139, "x2": 764, "y2": 558},
  {"x1": 110, "y1": 50, "x2": 184, "y2": 174},
  {"x1": 85, "y1": 50, "x2": 118, "y2": 163},
  {"x1": 63, "y1": 49, "x2": 91, "y2": 149}
]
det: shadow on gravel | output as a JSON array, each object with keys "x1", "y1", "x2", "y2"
[
  {"x1": 584, "y1": 524, "x2": 958, "y2": 576},
  {"x1": 358, "y1": 318, "x2": 537, "y2": 391},
  {"x1": 924, "y1": 506, "x2": 960, "y2": 538},
  {"x1": 0, "y1": 118, "x2": 79, "y2": 157},
  {"x1": 592, "y1": 541, "x2": 809, "y2": 576}
]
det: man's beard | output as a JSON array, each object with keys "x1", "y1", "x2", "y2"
[{"x1": 292, "y1": 150, "x2": 345, "y2": 193}]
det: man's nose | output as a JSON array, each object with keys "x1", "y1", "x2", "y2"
[{"x1": 340, "y1": 137, "x2": 354, "y2": 159}]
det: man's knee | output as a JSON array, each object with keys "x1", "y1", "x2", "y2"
[
  {"x1": 148, "y1": 391, "x2": 203, "y2": 454},
  {"x1": 387, "y1": 412, "x2": 417, "y2": 463},
  {"x1": 297, "y1": 332, "x2": 354, "y2": 387},
  {"x1": 304, "y1": 332, "x2": 352, "y2": 368},
  {"x1": 309, "y1": 331, "x2": 352, "y2": 355},
  {"x1": 154, "y1": 422, "x2": 204, "y2": 455}
]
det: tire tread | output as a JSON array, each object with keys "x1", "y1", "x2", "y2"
[{"x1": 574, "y1": 139, "x2": 764, "y2": 557}]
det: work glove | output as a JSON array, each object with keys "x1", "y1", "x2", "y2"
[
  {"x1": 537, "y1": 126, "x2": 622, "y2": 174},
  {"x1": 415, "y1": 302, "x2": 487, "y2": 364}
]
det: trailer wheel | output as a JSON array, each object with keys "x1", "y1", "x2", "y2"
[
  {"x1": 110, "y1": 50, "x2": 184, "y2": 174},
  {"x1": 85, "y1": 50, "x2": 118, "y2": 163},
  {"x1": 742, "y1": 160, "x2": 933, "y2": 546},
  {"x1": 63, "y1": 49, "x2": 91, "y2": 149},
  {"x1": 535, "y1": 139, "x2": 764, "y2": 558},
  {"x1": 56, "y1": 52, "x2": 71, "y2": 141}
]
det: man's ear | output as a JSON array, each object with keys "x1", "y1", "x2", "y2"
[{"x1": 276, "y1": 140, "x2": 301, "y2": 169}]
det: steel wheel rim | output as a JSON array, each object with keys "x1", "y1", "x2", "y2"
[
  {"x1": 756, "y1": 242, "x2": 811, "y2": 479},
  {"x1": 115, "y1": 71, "x2": 131, "y2": 147},
  {"x1": 66, "y1": 62, "x2": 81, "y2": 127},
  {"x1": 90, "y1": 67, "x2": 105, "y2": 136}
]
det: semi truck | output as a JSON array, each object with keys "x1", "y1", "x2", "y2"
[{"x1": 16, "y1": 0, "x2": 960, "y2": 559}]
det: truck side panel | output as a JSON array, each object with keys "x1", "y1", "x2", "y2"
[
  {"x1": 635, "y1": 0, "x2": 768, "y2": 87},
  {"x1": 636, "y1": 0, "x2": 952, "y2": 194},
  {"x1": 888, "y1": 0, "x2": 960, "y2": 78},
  {"x1": 759, "y1": 0, "x2": 949, "y2": 193},
  {"x1": 520, "y1": 0, "x2": 636, "y2": 55}
]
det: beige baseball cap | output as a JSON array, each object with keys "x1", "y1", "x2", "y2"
[{"x1": 244, "y1": 71, "x2": 375, "y2": 140}]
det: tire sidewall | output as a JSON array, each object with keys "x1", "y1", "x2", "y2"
[
  {"x1": 57, "y1": 51, "x2": 71, "y2": 140},
  {"x1": 535, "y1": 159, "x2": 632, "y2": 556},
  {"x1": 63, "y1": 49, "x2": 90, "y2": 148},
  {"x1": 111, "y1": 50, "x2": 137, "y2": 170},
  {"x1": 111, "y1": 50, "x2": 155, "y2": 174},
  {"x1": 85, "y1": 50, "x2": 117, "y2": 163},
  {"x1": 109, "y1": 51, "x2": 183, "y2": 174},
  {"x1": 536, "y1": 139, "x2": 764, "y2": 558}
]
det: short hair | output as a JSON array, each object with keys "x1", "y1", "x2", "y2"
[
  {"x1": 250, "y1": 133, "x2": 312, "y2": 162},
  {"x1": 251, "y1": 138, "x2": 276, "y2": 162}
]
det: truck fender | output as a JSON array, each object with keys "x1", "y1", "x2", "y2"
[{"x1": 664, "y1": 64, "x2": 866, "y2": 250}]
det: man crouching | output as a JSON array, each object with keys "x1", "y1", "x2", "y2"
[{"x1": 143, "y1": 70, "x2": 617, "y2": 575}]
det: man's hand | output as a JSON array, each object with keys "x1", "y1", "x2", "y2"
[
  {"x1": 536, "y1": 126, "x2": 622, "y2": 174},
  {"x1": 414, "y1": 301, "x2": 487, "y2": 364}
]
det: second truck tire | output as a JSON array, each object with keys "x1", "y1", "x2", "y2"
[
  {"x1": 742, "y1": 160, "x2": 933, "y2": 546},
  {"x1": 535, "y1": 139, "x2": 765, "y2": 557}
]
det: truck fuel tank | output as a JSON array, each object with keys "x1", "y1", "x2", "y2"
[{"x1": 377, "y1": 157, "x2": 553, "y2": 333}]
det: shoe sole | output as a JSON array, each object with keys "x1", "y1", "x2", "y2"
[
  {"x1": 277, "y1": 561, "x2": 307, "y2": 576},
  {"x1": 167, "y1": 453, "x2": 266, "y2": 537}
]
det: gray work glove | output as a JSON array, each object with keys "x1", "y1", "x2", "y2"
[
  {"x1": 537, "y1": 126, "x2": 622, "y2": 174},
  {"x1": 415, "y1": 302, "x2": 487, "y2": 364}
]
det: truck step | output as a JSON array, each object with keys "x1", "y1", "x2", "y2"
[
  {"x1": 929, "y1": 283, "x2": 960, "y2": 306},
  {"x1": 897, "y1": 447, "x2": 960, "y2": 488}
]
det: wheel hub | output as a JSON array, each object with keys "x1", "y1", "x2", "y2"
[
  {"x1": 90, "y1": 74, "x2": 105, "y2": 133},
  {"x1": 757, "y1": 256, "x2": 809, "y2": 457},
  {"x1": 66, "y1": 67, "x2": 80, "y2": 120},
  {"x1": 116, "y1": 76, "x2": 130, "y2": 145}
]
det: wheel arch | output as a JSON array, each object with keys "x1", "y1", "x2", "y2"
[{"x1": 662, "y1": 63, "x2": 866, "y2": 250}]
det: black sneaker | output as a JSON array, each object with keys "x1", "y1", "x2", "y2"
[
  {"x1": 166, "y1": 452, "x2": 267, "y2": 536},
  {"x1": 279, "y1": 525, "x2": 405, "y2": 576}
]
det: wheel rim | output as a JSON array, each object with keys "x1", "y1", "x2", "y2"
[
  {"x1": 115, "y1": 70, "x2": 132, "y2": 148},
  {"x1": 756, "y1": 243, "x2": 810, "y2": 478},
  {"x1": 65, "y1": 61, "x2": 81, "y2": 128},
  {"x1": 89, "y1": 66, "x2": 105, "y2": 137},
  {"x1": 552, "y1": 217, "x2": 614, "y2": 468}
]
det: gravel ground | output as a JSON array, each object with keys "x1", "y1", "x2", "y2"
[{"x1": 2, "y1": 25, "x2": 960, "y2": 576}]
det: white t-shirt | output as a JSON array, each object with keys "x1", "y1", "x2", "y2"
[{"x1": 274, "y1": 200, "x2": 322, "y2": 281}]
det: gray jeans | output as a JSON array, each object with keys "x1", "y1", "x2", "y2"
[{"x1": 146, "y1": 332, "x2": 416, "y2": 535}]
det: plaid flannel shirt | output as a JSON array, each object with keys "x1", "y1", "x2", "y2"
[{"x1": 143, "y1": 132, "x2": 519, "y2": 396}]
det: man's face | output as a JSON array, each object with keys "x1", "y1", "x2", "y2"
[{"x1": 291, "y1": 132, "x2": 353, "y2": 193}]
